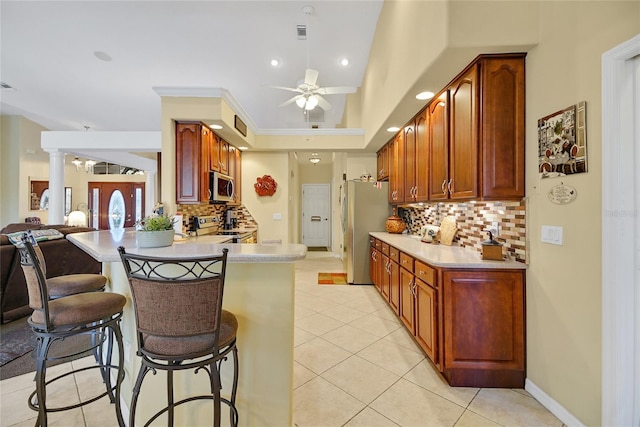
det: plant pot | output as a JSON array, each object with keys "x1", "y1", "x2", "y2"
[{"x1": 136, "y1": 230, "x2": 175, "y2": 248}]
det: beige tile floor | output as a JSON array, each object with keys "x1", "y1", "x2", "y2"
[{"x1": 0, "y1": 251, "x2": 564, "y2": 427}]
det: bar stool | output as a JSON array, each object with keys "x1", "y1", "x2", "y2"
[
  {"x1": 118, "y1": 247, "x2": 238, "y2": 427},
  {"x1": 17, "y1": 235, "x2": 126, "y2": 427}
]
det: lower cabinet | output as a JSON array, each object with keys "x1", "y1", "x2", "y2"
[
  {"x1": 370, "y1": 238, "x2": 525, "y2": 388},
  {"x1": 441, "y1": 269, "x2": 525, "y2": 387}
]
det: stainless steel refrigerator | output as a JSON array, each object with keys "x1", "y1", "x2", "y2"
[{"x1": 343, "y1": 180, "x2": 390, "y2": 284}]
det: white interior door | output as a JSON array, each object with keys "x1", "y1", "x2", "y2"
[{"x1": 302, "y1": 184, "x2": 330, "y2": 247}]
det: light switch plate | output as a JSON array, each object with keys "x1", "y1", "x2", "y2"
[{"x1": 541, "y1": 225, "x2": 563, "y2": 245}]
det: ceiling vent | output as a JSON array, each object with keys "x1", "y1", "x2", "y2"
[
  {"x1": 296, "y1": 25, "x2": 307, "y2": 40},
  {"x1": 306, "y1": 108, "x2": 324, "y2": 123}
]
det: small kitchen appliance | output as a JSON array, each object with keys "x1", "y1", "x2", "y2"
[{"x1": 481, "y1": 231, "x2": 504, "y2": 260}]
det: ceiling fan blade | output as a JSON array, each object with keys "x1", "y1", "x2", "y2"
[
  {"x1": 268, "y1": 85, "x2": 304, "y2": 93},
  {"x1": 279, "y1": 94, "x2": 304, "y2": 107},
  {"x1": 304, "y1": 69, "x2": 319, "y2": 87},
  {"x1": 316, "y1": 86, "x2": 357, "y2": 95},
  {"x1": 316, "y1": 94, "x2": 332, "y2": 111}
]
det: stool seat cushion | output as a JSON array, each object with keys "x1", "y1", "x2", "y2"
[
  {"x1": 30, "y1": 292, "x2": 126, "y2": 327},
  {"x1": 47, "y1": 274, "x2": 107, "y2": 298},
  {"x1": 142, "y1": 310, "x2": 238, "y2": 357}
]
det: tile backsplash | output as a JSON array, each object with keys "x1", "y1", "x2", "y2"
[
  {"x1": 398, "y1": 200, "x2": 527, "y2": 263},
  {"x1": 176, "y1": 204, "x2": 258, "y2": 234}
]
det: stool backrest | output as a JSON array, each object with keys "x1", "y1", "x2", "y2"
[
  {"x1": 117, "y1": 247, "x2": 229, "y2": 344},
  {"x1": 17, "y1": 233, "x2": 52, "y2": 326}
]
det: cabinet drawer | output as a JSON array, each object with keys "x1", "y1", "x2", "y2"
[
  {"x1": 415, "y1": 261, "x2": 436, "y2": 287},
  {"x1": 375, "y1": 239, "x2": 382, "y2": 250},
  {"x1": 399, "y1": 252, "x2": 414, "y2": 272},
  {"x1": 381, "y1": 242, "x2": 390, "y2": 255},
  {"x1": 389, "y1": 246, "x2": 400, "y2": 263}
]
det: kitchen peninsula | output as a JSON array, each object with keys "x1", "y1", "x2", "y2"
[{"x1": 67, "y1": 229, "x2": 306, "y2": 427}]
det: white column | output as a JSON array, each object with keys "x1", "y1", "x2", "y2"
[
  {"x1": 145, "y1": 171, "x2": 156, "y2": 216},
  {"x1": 46, "y1": 149, "x2": 66, "y2": 225}
]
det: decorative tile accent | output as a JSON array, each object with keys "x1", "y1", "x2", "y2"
[{"x1": 398, "y1": 200, "x2": 527, "y2": 263}]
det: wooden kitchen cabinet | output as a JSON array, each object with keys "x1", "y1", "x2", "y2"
[
  {"x1": 176, "y1": 122, "x2": 211, "y2": 204},
  {"x1": 428, "y1": 91, "x2": 449, "y2": 201},
  {"x1": 388, "y1": 246, "x2": 401, "y2": 314},
  {"x1": 380, "y1": 242, "x2": 390, "y2": 300},
  {"x1": 219, "y1": 139, "x2": 229, "y2": 175},
  {"x1": 370, "y1": 236, "x2": 525, "y2": 388},
  {"x1": 414, "y1": 110, "x2": 430, "y2": 202},
  {"x1": 399, "y1": 252, "x2": 415, "y2": 331},
  {"x1": 441, "y1": 269, "x2": 525, "y2": 387},
  {"x1": 377, "y1": 144, "x2": 389, "y2": 181},
  {"x1": 227, "y1": 145, "x2": 242, "y2": 205},
  {"x1": 428, "y1": 53, "x2": 525, "y2": 201},
  {"x1": 388, "y1": 131, "x2": 405, "y2": 203},
  {"x1": 209, "y1": 132, "x2": 220, "y2": 172},
  {"x1": 403, "y1": 122, "x2": 416, "y2": 202}
]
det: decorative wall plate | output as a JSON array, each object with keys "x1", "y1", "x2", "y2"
[
  {"x1": 548, "y1": 183, "x2": 577, "y2": 204},
  {"x1": 254, "y1": 175, "x2": 277, "y2": 196}
]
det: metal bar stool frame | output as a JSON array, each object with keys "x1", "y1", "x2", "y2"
[
  {"x1": 118, "y1": 247, "x2": 238, "y2": 427},
  {"x1": 18, "y1": 238, "x2": 126, "y2": 427}
]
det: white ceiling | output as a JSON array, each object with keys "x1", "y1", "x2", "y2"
[{"x1": 0, "y1": 1, "x2": 383, "y2": 133}]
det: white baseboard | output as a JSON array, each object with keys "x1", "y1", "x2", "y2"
[{"x1": 525, "y1": 378, "x2": 585, "y2": 427}]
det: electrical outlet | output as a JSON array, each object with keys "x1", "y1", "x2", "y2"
[
  {"x1": 124, "y1": 341, "x2": 131, "y2": 363},
  {"x1": 490, "y1": 221, "x2": 500, "y2": 236}
]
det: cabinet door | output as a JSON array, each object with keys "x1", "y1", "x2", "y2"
[
  {"x1": 389, "y1": 259, "x2": 400, "y2": 315},
  {"x1": 403, "y1": 122, "x2": 416, "y2": 202},
  {"x1": 175, "y1": 123, "x2": 201, "y2": 204},
  {"x1": 381, "y1": 254, "x2": 390, "y2": 300},
  {"x1": 414, "y1": 110, "x2": 430, "y2": 202},
  {"x1": 389, "y1": 132, "x2": 405, "y2": 203},
  {"x1": 415, "y1": 279, "x2": 437, "y2": 362},
  {"x1": 209, "y1": 133, "x2": 220, "y2": 172},
  {"x1": 219, "y1": 139, "x2": 229, "y2": 174},
  {"x1": 399, "y1": 267, "x2": 415, "y2": 333},
  {"x1": 448, "y1": 65, "x2": 479, "y2": 200},
  {"x1": 200, "y1": 126, "x2": 212, "y2": 202},
  {"x1": 377, "y1": 144, "x2": 389, "y2": 181},
  {"x1": 369, "y1": 244, "x2": 377, "y2": 285},
  {"x1": 480, "y1": 56, "x2": 525, "y2": 199},
  {"x1": 428, "y1": 92, "x2": 449, "y2": 200},
  {"x1": 442, "y1": 269, "x2": 525, "y2": 387}
]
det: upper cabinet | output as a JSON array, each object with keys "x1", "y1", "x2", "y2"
[
  {"x1": 175, "y1": 121, "x2": 242, "y2": 205},
  {"x1": 176, "y1": 122, "x2": 211, "y2": 204},
  {"x1": 377, "y1": 144, "x2": 389, "y2": 181},
  {"x1": 385, "y1": 53, "x2": 526, "y2": 204}
]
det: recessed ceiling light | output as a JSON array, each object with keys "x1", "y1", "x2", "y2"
[
  {"x1": 238, "y1": 146, "x2": 248, "y2": 151},
  {"x1": 387, "y1": 126, "x2": 400, "y2": 132},
  {"x1": 340, "y1": 58, "x2": 349, "y2": 66},
  {"x1": 416, "y1": 91, "x2": 434, "y2": 100},
  {"x1": 210, "y1": 124, "x2": 223, "y2": 130},
  {"x1": 93, "y1": 51, "x2": 112, "y2": 62},
  {"x1": 270, "y1": 59, "x2": 279, "y2": 67}
]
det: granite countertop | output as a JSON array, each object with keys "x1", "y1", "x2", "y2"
[
  {"x1": 370, "y1": 232, "x2": 526, "y2": 270},
  {"x1": 67, "y1": 229, "x2": 307, "y2": 263}
]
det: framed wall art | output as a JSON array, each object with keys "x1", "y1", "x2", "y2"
[{"x1": 538, "y1": 101, "x2": 587, "y2": 178}]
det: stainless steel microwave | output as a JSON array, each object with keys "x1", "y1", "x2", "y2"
[{"x1": 210, "y1": 171, "x2": 235, "y2": 203}]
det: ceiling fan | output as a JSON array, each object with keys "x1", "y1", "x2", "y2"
[{"x1": 272, "y1": 68, "x2": 357, "y2": 111}]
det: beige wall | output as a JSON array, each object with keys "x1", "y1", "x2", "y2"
[
  {"x1": 241, "y1": 152, "x2": 290, "y2": 243},
  {"x1": 523, "y1": 3, "x2": 639, "y2": 424},
  {"x1": 356, "y1": 1, "x2": 640, "y2": 425}
]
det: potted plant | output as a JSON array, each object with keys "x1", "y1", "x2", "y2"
[{"x1": 135, "y1": 214, "x2": 177, "y2": 248}]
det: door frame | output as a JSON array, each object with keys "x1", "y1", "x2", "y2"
[{"x1": 601, "y1": 33, "x2": 640, "y2": 427}]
